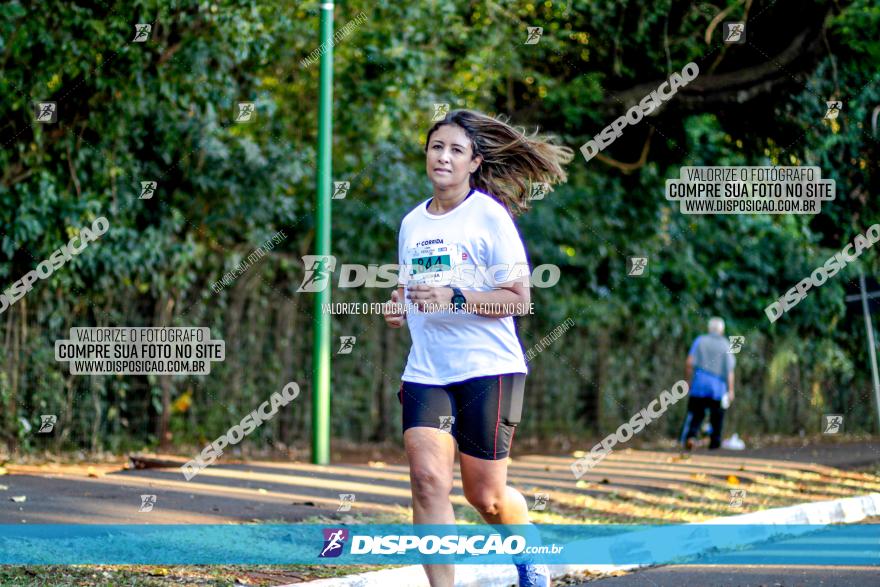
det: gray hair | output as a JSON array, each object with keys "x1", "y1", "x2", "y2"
[{"x1": 708, "y1": 317, "x2": 725, "y2": 335}]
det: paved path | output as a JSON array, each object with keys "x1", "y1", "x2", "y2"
[
  {"x1": 576, "y1": 518, "x2": 880, "y2": 586},
  {"x1": 720, "y1": 441, "x2": 880, "y2": 470},
  {"x1": 1, "y1": 442, "x2": 879, "y2": 586},
  {"x1": 578, "y1": 564, "x2": 880, "y2": 586},
  {"x1": 567, "y1": 452, "x2": 880, "y2": 587},
  {"x1": 2, "y1": 441, "x2": 879, "y2": 524}
]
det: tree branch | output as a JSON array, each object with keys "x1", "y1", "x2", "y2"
[
  {"x1": 1, "y1": 165, "x2": 35, "y2": 187},
  {"x1": 66, "y1": 142, "x2": 82, "y2": 199},
  {"x1": 594, "y1": 128, "x2": 654, "y2": 174},
  {"x1": 704, "y1": 0, "x2": 744, "y2": 46},
  {"x1": 157, "y1": 42, "x2": 183, "y2": 66},
  {"x1": 597, "y1": 25, "x2": 823, "y2": 111}
]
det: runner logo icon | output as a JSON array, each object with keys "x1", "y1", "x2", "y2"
[
  {"x1": 297, "y1": 255, "x2": 337, "y2": 292},
  {"x1": 319, "y1": 528, "x2": 349, "y2": 558},
  {"x1": 38, "y1": 415, "x2": 57, "y2": 433}
]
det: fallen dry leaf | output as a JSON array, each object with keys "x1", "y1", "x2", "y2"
[{"x1": 148, "y1": 568, "x2": 170, "y2": 577}]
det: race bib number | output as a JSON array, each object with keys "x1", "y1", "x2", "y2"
[{"x1": 407, "y1": 242, "x2": 459, "y2": 286}]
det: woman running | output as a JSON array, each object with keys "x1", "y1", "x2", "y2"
[{"x1": 383, "y1": 109, "x2": 573, "y2": 587}]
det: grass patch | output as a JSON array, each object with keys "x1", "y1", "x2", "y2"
[{"x1": 0, "y1": 564, "x2": 404, "y2": 586}]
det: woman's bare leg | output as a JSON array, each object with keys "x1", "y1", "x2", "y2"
[
  {"x1": 459, "y1": 452, "x2": 530, "y2": 525},
  {"x1": 404, "y1": 427, "x2": 457, "y2": 587},
  {"x1": 460, "y1": 452, "x2": 550, "y2": 584}
]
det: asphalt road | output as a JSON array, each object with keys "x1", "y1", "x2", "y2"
[
  {"x1": 576, "y1": 516, "x2": 880, "y2": 586},
  {"x1": 715, "y1": 441, "x2": 880, "y2": 471},
  {"x1": 2, "y1": 441, "x2": 878, "y2": 586},
  {"x1": 579, "y1": 565, "x2": 880, "y2": 586}
]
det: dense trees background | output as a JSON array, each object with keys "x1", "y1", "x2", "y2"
[{"x1": 1, "y1": 0, "x2": 879, "y2": 455}]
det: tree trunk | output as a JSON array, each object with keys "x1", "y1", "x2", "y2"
[
  {"x1": 371, "y1": 325, "x2": 390, "y2": 442},
  {"x1": 154, "y1": 294, "x2": 176, "y2": 450},
  {"x1": 277, "y1": 290, "x2": 294, "y2": 451},
  {"x1": 592, "y1": 330, "x2": 609, "y2": 435},
  {"x1": 226, "y1": 270, "x2": 261, "y2": 419},
  {"x1": 6, "y1": 301, "x2": 22, "y2": 453}
]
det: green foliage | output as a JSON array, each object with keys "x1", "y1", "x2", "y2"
[{"x1": 1, "y1": 0, "x2": 879, "y2": 454}]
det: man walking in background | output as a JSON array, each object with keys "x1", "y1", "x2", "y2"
[{"x1": 680, "y1": 317, "x2": 735, "y2": 450}]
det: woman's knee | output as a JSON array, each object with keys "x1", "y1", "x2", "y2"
[
  {"x1": 464, "y1": 487, "x2": 504, "y2": 515},
  {"x1": 410, "y1": 467, "x2": 453, "y2": 502}
]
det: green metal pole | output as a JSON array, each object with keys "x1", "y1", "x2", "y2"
[
  {"x1": 858, "y1": 271, "x2": 880, "y2": 434},
  {"x1": 312, "y1": 1, "x2": 334, "y2": 465}
]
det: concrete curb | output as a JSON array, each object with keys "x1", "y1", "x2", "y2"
[{"x1": 292, "y1": 492, "x2": 880, "y2": 587}]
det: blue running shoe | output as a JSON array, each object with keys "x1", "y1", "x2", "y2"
[{"x1": 515, "y1": 562, "x2": 550, "y2": 587}]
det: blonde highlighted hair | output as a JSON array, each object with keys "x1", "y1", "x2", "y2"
[{"x1": 424, "y1": 110, "x2": 575, "y2": 216}]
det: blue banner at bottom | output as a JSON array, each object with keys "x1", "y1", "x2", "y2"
[{"x1": 0, "y1": 524, "x2": 878, "y2": 565}]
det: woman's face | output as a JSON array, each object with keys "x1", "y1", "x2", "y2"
[{"x1": 425, "y1": 124, "x2": 482, "y2": 189}]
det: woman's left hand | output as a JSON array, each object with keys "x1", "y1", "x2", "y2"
[{"x1": 406, "y1": 284, "x2": 453, "y2": 312}]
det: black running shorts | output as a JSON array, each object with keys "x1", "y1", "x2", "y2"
[{"x1": 397, "y1": 373, "x2": 526, "y2": 460}]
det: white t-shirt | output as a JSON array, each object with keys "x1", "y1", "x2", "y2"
[{"x1": 398, "y1": 189, "x2": 529, "y2": 385}]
